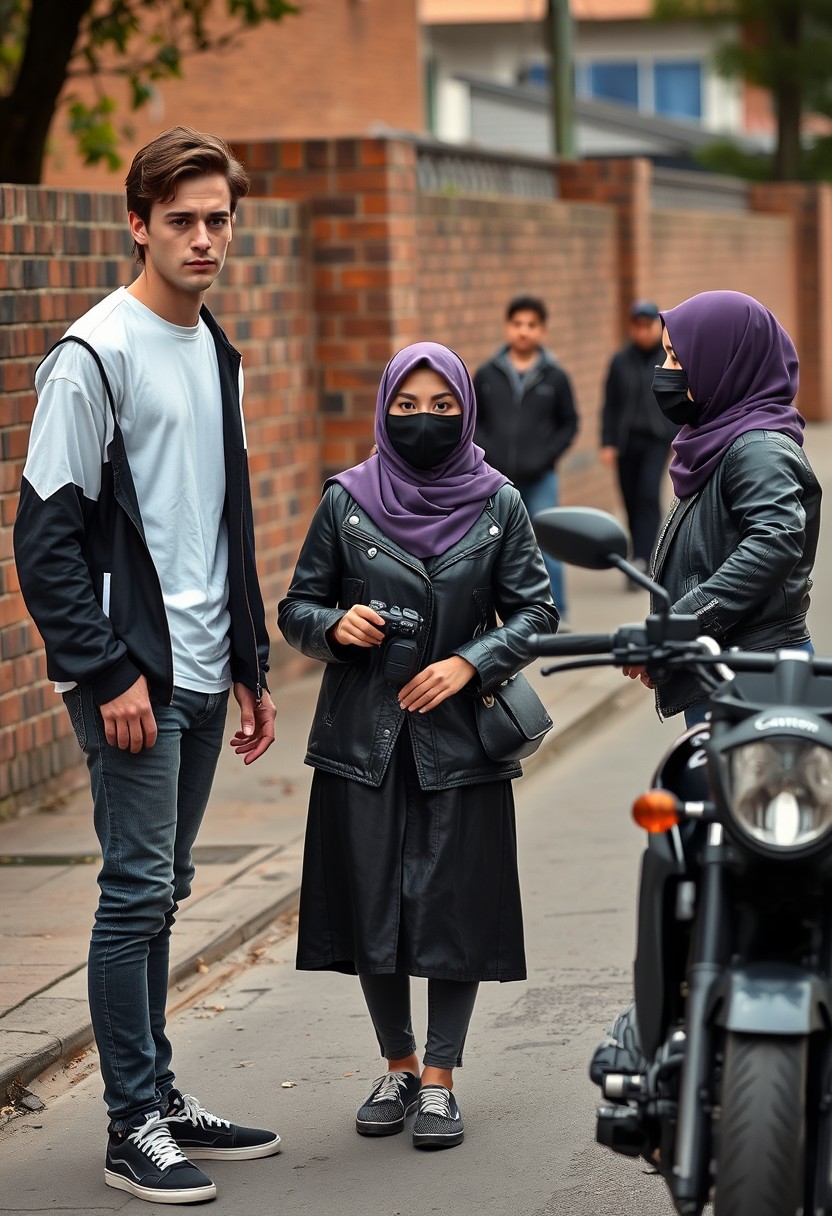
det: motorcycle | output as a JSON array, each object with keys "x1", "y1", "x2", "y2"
[{"x1": 527, "y1": 505, "x2": 832, "y2": 1216}]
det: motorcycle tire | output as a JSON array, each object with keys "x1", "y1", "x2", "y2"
[{"x1": 713, "y1": 1032, "x2": 807, "y2": 1216}]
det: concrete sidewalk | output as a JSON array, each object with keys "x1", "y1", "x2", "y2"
[{"x1": 3, "y1": 420, "x2": 831, "y2": 1105}]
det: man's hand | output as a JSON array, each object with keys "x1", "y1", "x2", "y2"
[
  {"x1": 330, "y1": 604, "x2": 386, "y2": 649},
  {"x1": 600, "y1": 446, "x2": 618, "y2": 469},
  {"x1": 100, "y1": 675, "x2": 157, "y2": 753},
  {"x1": 229, "y1": 684, "x2": 276, "y2": 765},
  {"x1": 398, "y1": 656, "x2": 477, "y2": 714},
  {"x1": 623, "y1": 664, "x2": 655, "y2": 690}
]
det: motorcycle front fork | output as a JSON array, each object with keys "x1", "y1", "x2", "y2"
[{"x1": 671, "y1": 823, "x2": 727, "y2": 1216}]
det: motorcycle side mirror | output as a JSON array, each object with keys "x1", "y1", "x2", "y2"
[{"x1": 532, "y1": 507, "x2": 629, "y2": 570}]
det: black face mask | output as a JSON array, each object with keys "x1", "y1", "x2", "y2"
[
  {"x1": 652, "y1": 367, "x2": 701, "y2": 426},
  {"x1": 385, "y1": 413, "x2": 464, "y2": 470}
]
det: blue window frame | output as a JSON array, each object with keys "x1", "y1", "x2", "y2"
[{"x1": 654, "y1": 61, "x2": 703, "y2": 119}]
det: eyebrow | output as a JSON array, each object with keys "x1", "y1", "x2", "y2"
[
  {"x1": 396, "y1": 391, "x2": 455, "y2": 400},
  {"x1": 163, "y1": 209, "x2": 231, "y2": 220}
]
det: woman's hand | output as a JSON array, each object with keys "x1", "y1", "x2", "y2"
[
  {"x1": 329, "y1": 604, "x2": 386, "y2": 648},
  {"x1": 623, "y1": 663, "x2": 655, "y2": 690},
  {"x1": 399, "y1": 656, "x2": 477, "y2": 713}
]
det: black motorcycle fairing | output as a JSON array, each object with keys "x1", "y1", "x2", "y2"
[
  {"x1": 710, "y1": 962, "x2": 832, "y2": 1034},
  {"x1": 634, "y1": 832, "x2": 690, "y2": 1061}
]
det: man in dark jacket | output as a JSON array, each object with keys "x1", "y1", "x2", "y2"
[
  {"x1": 600, "y1": 301, "x2": 677, "y2": 576},
  {"x1": 473, "y1": 296, "x2": 578, "y2": 618},
  {"x1": 14, "y1": 128, "x2": 279, "y2": 1204}
]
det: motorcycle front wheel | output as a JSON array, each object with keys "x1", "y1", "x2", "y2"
[{"x1": 713, "y1": 1032, "x2": 807, "y2": 1216}]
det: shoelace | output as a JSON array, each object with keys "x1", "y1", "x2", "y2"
[
  {"x1": 171, "y1": 1093, "x2": 232, "y2": 1130},
  {"x1": 419, "y1": 1087, "x2": 453, "y2": 1119},
  {"x1": 128, "y1": 1113, "x2": 189, "y2": 1170},
  {"x1": 371, "y1": 1072, "x2": 412, "y2": 1105}
]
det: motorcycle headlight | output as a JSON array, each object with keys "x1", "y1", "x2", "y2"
[{"x1": 726, "y1": 738, "x2": 832, "y2": 852}]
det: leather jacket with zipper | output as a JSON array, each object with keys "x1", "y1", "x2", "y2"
[
  {"x1": 277, "y1": 482, "x2": 559, "y2": 789},
  {"x1": 14, "y1": 307, "x2": 270, "y2": 706},
  {"x1": 651, "y1": 430, "x2": 821, "y2": 717}
]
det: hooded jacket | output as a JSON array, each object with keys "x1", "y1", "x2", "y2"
[
  {"x1": 14, "y1": 307, "x2": 270, "y2": 706},
  {"x1": 473, "y1": 347, "x2": 578, "y2": 484}
]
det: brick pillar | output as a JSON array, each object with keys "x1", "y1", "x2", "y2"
[
  {"x1": 750, "y1": 182, "x2": 832, "y2": 421},
  {"x1": 558, "y1": 158, "x2": 653, "y2": 330},
  {"x1": 232, "y1": 137, "x2": 419, "y2": 477}
]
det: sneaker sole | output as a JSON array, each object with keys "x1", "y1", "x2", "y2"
[
  {"x1": 105, "y1": 1170, "x2": 217, "y2": 1204},
  {"x1": 413, "y1": 1129, "x2": 464, "y2": 1150},
  {"x1": 356, "y1": 1098, "x2": 418, "y2": 1137},
  {"x1": 176, "y1": 1134, "x2": 282, "y2": 1161}
]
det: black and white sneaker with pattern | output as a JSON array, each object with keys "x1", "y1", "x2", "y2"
[
  {"x1": 356, "y1": 1071, "x2": 421, "y2": 1136},
  {"x1": 166, "y1": 1090, "x2": 281, "y2": 1160},
  {"x1": 412, "y1": 1084, "x2": 464, "y2": 1149},
  {"x1": 105, "y1": 1110, "x2": 217, "y2": 1204}
]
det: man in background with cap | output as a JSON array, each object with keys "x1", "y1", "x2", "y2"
[{"x1": 600, "y1": 301, "x2": 677, "y2": 582}]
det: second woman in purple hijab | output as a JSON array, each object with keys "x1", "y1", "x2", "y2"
[
  {"x1": 279, "y1": 342, "x2": 558, "y2": 1151},
  {"x1": 624, "y1": 290, "x2": 821, "y2": 725}
]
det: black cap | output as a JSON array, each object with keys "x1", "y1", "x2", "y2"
[{"x1": 630, "y1": 300, "x2": 660, "y2": 319}]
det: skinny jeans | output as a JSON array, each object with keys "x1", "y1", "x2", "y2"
[
  {"x1": 63, "y1": 684, "x2": 228, "y2": 1131},
  {"x1": 359, "y1": 972, "x2": 480, "y2": 1070}
]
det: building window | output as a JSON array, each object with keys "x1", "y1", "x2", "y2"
[
  {"x1": 586, "y1": 61, "x2": 639, "y2": 108},
  {"x1": 653, "y1": 61, "x2": 702, "y2": 120}
]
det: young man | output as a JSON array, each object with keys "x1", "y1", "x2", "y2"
[
  {"x1": 473, "y1": 295, "x2": 578, "y2": 619},
  {"x1": 14, "y1": 127, "x2": 279, "y2": 1205},
  {"x1": 600, "y1": 300, "x2": 677, "y2": 581}
]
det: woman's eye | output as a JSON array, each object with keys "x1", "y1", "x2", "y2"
[{"x1": 434, "y1": 401, "x2": 451, "y2": 411}]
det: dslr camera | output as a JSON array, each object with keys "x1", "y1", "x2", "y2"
[{"x1": 369, "y1": 599, "x2": 425, "y2": 686}]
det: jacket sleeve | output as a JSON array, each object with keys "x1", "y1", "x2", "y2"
[
  {"x1": 452, "y1": 490, "x2": 559, "y2": 691},
  {"x1": 546, "y1": 367, "x2": 579, "y2": 466},
  {"x1": 13, "y1": 374, "x2": 142, "y2": 704},
  {"x1": 601, "y1": 356, "x2": 620, "y2": 448},
  {"x1": 472, "y1": 366, "x2": 490, "y2": 451},
  {"x1": 671, "y1": 437, "x2": 812, "y2": 638},
  {"x1": 277, "y1": 488, "x2": 357, "y2": 664}
]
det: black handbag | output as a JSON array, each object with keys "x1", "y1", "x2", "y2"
[{"x1": 475, "y1": 671, "x2": 553, "y2": 763}]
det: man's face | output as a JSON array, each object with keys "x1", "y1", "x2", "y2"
[
  {"x1": 129, "y1": 173, "x2": 234, "y2": 297},
  {"x1": 629, "y1": 315, "x2": 662, "y2": 351},
  {"x1": 506, "y1": 309, "x2": 545, "y2": 356}
]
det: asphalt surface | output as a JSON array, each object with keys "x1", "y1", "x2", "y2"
[{"x1": 0, "y1": 694, "x2": 678, "y2": 1216}]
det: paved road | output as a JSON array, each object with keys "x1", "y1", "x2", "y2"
[{"x1": 1, "y1": 692, "x2": 679, "y2": 1216}]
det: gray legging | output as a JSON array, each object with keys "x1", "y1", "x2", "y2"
[{"x1": 359, "y1": 972, "x2": 480, "y2": 1070}]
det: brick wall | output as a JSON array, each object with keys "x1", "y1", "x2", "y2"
[
  {"x1": 0, "y1": 188, "x2": 315, "y2": 816},
  {"x1": 5, "y1": 142, "x2": 832, "y2": 814}
]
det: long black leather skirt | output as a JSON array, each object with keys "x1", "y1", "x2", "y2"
[{"x1": 296, "y1": 734, "x2": 526, "y2": 982}]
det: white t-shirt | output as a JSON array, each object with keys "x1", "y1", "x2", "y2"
[{"x1": 29, "y1": 286, "x2": 234, "y2": 694}]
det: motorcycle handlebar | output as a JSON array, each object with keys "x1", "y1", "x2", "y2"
[{"x1": 526, "y1": 632, "x2": 617, "y2": 657}]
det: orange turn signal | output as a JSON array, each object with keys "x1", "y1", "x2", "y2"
[{"x1": 632, "y1": 790, "x2": 681, "y2": 833}]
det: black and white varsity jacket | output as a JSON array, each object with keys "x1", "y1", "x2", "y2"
[{"x1": 14, "y1": 306, "x2": 270, "y2": 707}]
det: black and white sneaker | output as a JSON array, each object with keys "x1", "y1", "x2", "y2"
[
  {"x1": 412, "y1": 1085, "x2": 464, "y2": 1149},
  {"x1": 356, "y1": 1071, "x2": 421, "y2": 1137},
  {"x1": 105, "y1": 1111, "x2": 217, "y2": 1204},
  {"x1": 166, "y1": 1090, "x2": 281, "y2": 1160}
]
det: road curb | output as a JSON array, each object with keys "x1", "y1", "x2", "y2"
[{"x1": 0, "y1": 674, "x2": 642, "y2": 1106}]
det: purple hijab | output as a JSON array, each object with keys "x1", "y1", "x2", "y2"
[
  {"x1": 662, "y1": 290, "x2": 804, "y2": 499},
  {"x1": 330, "y1": 342, "x2": 507, "y2": 559}
]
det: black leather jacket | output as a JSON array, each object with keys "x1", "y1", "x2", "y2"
[
  {"x1": 652, "y1": 430, "x2": 821, "y2": 717},
  {"x1": 278, "y1": 483, "x2": 559, "y2": 789}
]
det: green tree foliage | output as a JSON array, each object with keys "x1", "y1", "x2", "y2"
[
  {"x1": 0, "y1": 0, "x2": 297, "y2": 183},
  {"x1": 654, "y1": 0, "x2": 832, "y2": 180}
]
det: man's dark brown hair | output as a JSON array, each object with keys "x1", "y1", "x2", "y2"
[{"x1": 125, "y1": 126, "x2": 250, "y2": 264}]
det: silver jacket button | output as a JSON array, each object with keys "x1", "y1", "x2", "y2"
[
  {"x1": 367, "y1": 547, "x2": 378, "y2": 558},
  {"x1": 349, "y1": 515, "x2": 359, "y2": 524},
  {"x1": 489, "y1": 525, "x2": 500, "y2": 535}
]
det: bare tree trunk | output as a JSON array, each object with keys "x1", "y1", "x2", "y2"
[
  {"x1": 0, "y1": 0, "x2": 91, "y2": 184},
  {"x1": 772, "y1": 1, "x2": 802, "y2": 180}
]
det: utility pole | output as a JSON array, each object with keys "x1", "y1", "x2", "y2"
[{"x1": 547, "y1": 0, "x2": 575, "y2": 158}]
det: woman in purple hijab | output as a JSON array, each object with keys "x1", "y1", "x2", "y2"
[
  {"x1": 279, "y1": 342, "x2": 558, "y2": 1149},
  {"x1": 624, "y1": 290, "x2": 821, "y2": 724}
]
